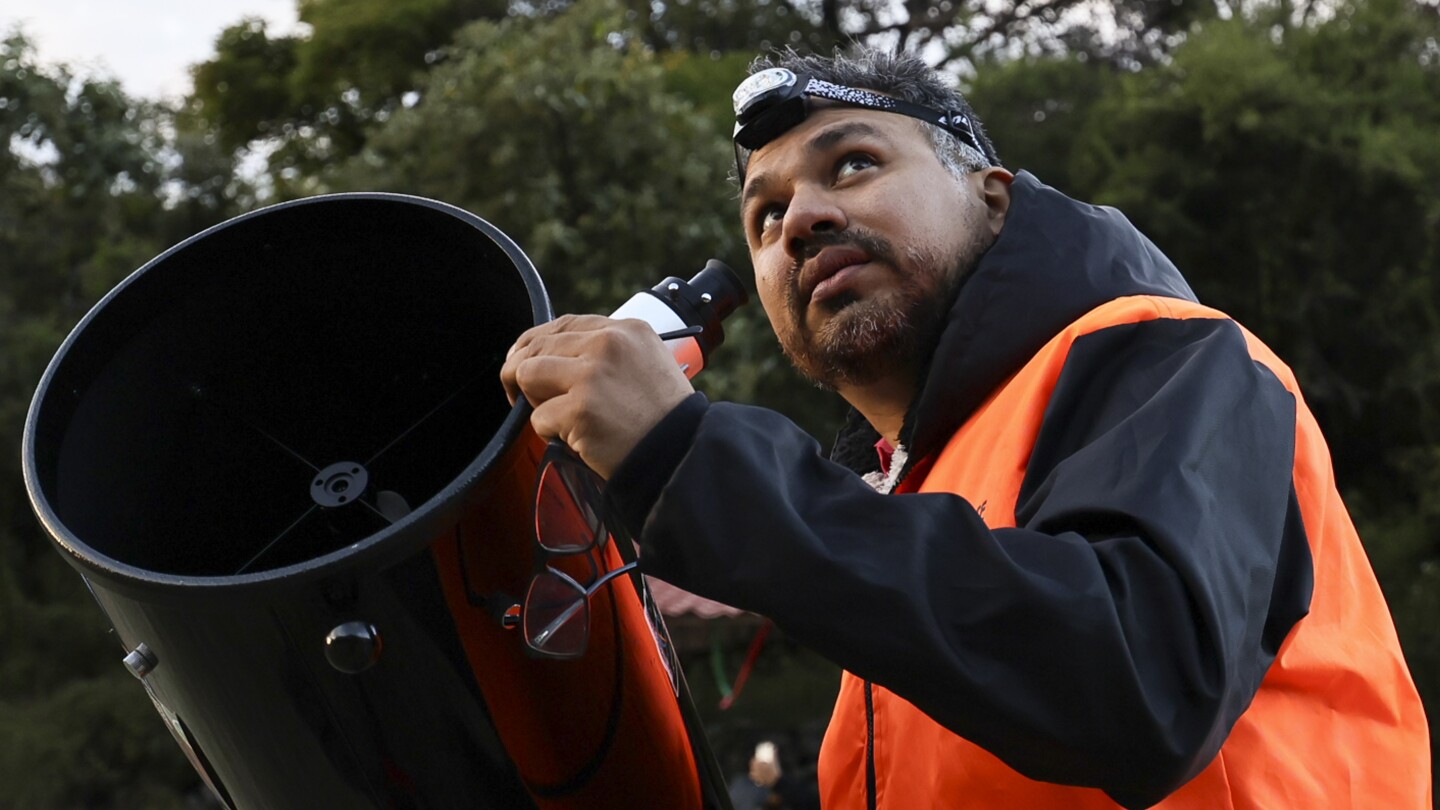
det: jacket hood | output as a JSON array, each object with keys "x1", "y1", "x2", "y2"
[{"x1": 832, "y1": 171, "x2": 1198, "y2": 474}]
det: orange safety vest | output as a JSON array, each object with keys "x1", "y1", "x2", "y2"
[{"x1": 818, "y1": 296, "x2": 1431, "y2": 808}]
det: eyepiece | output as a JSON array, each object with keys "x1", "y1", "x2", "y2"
[
  {"x1": 689, "y1": 259, "x2": 749, "y2": 322},
  {"x1": 647, "y1": 260, "x2": 749, "y2": 362}
]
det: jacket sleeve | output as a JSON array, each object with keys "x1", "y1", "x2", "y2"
[{"x1": 609, "y1": 316, "x2": 1313, "y2": 809}]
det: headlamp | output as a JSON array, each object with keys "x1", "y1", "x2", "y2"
[{"x1": 731, "y1": 67, "x2": 993, "y2": 183}]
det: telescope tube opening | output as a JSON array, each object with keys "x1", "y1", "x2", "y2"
[{"x1": 27, "y1": 194, "x2": 543, "y2": 579}]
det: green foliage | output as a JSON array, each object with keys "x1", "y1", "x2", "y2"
[
  {"x1": 617, "y1": 0, "x2": 839, "y2": 54},
  {"x1": 2, "y1": 36, "x2": 163, "y2": 313},
  {"x1": 965, "y1": 53, "x2": 1119, "y2": 190},
  {"x1": 0, "y1": 554, "x2": 190, "y2": 810},
  {"x1": 187, "y1": 19, "x2": 302, "y2": 153},
  {"x1": 188, "y1": 0, "x2": 509, "y2": 194},
  {"x1": 4, "y1": 0, "x2": 1440, "y2": 804},
  {"x1": 295, "y1": 0, "x2": 508, "y2": 99},
  {"x1": 659, "y1": 49, "x2": 756, "y2": 132},
  {"x1": 182, "y1": 0, "x2": 1221, "y2": 200},
  {"x1": 0, "y1": 675, "x2": 194, "y2": 809}
]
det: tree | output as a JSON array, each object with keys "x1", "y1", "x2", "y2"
[
  {"x1": 537, "y1": 0, "x2": 1218, "y2": 70},
  {"x1": 182, "y1": 0, "x2": 1224, "y2": 205},
  {"x1": 186, "y1": 0, "x2": 511, "y2": 198}
]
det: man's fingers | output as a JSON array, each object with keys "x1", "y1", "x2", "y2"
[
  {"x1": 502, "y1": 320, "x2": 623, "y2": 392},
  {"x1": 510, "y1": 328, "x2": 618, "y2": 364},
  {"x1": 500, "y1": 332, "x2": 592, "y2": 404},
  {"x1": 497, "y1": 315, "x2": 691, "y2": 477},
  {"x1": 505, "y1": 314, "x2": 616, "y2": 359},
  {"x1": 502, "y1": 321, "x2": 574, "y2": 403},
  {"x1": 527, "y1": 395, "x2": 584, "y2": 448},
  {"x1": 502, "y1": 319, "x2": 664, "y2": 402},
  {"x1": 503, "y1": 353, "x2": 589, "y2": 408}
]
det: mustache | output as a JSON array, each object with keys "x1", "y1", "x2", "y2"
[{"x1": 789, "y1": 229, "x2": 898, "y2": 280}]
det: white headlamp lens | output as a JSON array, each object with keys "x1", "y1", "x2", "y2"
[{"x1": 732, "y1": 68, "x2": 798, "y2": 117}]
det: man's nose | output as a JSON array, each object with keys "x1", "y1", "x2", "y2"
[{"x1": 782, "y1": 184, "x2": 847, "y2": 260}]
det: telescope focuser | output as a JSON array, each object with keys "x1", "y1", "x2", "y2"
[{"x1": 611, "y1": 259, "x2": 749, "y2": 378}]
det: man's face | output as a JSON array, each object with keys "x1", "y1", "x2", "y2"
[{"x1": 740, "y1": 107, "x2": 1001, "y2": 391}]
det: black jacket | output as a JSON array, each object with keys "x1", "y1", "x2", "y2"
[{"x1": 609, "y1": 172, "x2": 1313, "y2": 807}]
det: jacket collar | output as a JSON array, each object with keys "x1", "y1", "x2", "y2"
[{"x1": 831, "y1": 171, "x2": 1198, "y2": 477}]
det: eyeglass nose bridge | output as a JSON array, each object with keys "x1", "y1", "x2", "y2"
[
  {"x1": 535, "y1": 538, "x2": 603, "y2": 594},
  {"x1": 522, "y1": 561, "x2": 639, "y2": 658}
]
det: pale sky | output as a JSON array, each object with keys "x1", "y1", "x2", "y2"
[{"x1": 3, "y1": 0, "x2": 302, "y2": 101}]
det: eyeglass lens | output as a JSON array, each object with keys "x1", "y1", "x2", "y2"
[
  {"x1": 524, "y1": 569, "x2": 592, "y2": 654},
  {"x1": 534, "y1": 455, "x2": 604, "y2": 553},
  {"x1": 524, "y1": 562, "x2": 640, "y2": 657}
]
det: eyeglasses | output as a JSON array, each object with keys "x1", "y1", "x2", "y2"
[
  {"x1": 731, "y1": 67, "x2": 993, "y2": 183},
  {"x1": 483, "y1": 326, "x2": 701, "y2": 668},
  {"x1": 519, "y1": 441, "x2": 638, "y2": 658},
  {"x1": 465, "y1": 439, "x2": 679, "y2": 690}
]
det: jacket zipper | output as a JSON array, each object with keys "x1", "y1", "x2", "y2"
[{"x1": 865, "y1": 680, "x2": 877, "y2": 810}]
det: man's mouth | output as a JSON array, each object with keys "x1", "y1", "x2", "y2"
[{"x1": 800, "y1": 246, "x2": 873, "y2": 306}]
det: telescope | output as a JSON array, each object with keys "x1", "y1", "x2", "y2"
[{"x1": 21, "y1": 193, "x2": 744, "y2": 808}]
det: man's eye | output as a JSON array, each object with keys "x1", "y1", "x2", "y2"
[
  {"x1": 758, "y1": 204, "x2": 785, "y2": 232},
  {"x1": 837, "y1": 154, "x2": 877, "y2": 180}
]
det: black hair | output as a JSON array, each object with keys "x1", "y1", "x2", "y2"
[{"x1": 750, "y1": 47, "x2": 1001, "y2": 173}]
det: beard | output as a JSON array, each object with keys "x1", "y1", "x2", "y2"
[{"x1": 778, "y1": 227, "x2": 990, "y2": 391}]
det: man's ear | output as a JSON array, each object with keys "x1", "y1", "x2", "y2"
[{"x1": 978, "y1": 167, "x2": 1013, "y2": 238}]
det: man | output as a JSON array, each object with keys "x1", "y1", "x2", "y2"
[{"x1": 501, "y1": 49, "x2": 1430, "y2": 808}]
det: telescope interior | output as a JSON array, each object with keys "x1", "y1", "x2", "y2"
[{"x1": 29, "y1": 196, "x2": 535, "y2": 577}]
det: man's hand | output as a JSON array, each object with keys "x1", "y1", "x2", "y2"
[{"x1": 500, "y1": 314, "x2": 695, "y2": 479}]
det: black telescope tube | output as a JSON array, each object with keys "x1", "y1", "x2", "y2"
[{"x1": 22, "y1": 193, "x2": 734, "y2": 810}]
